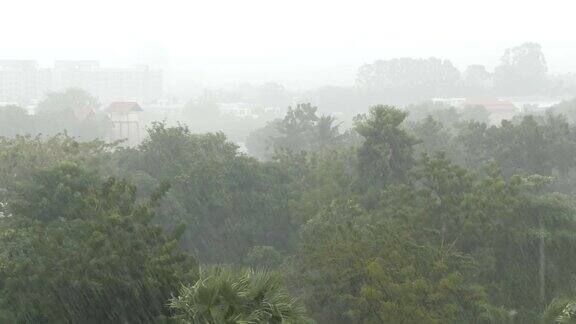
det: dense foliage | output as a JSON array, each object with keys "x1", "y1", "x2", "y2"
[
  {"x1": 3, "y1": 98, "x2": 576, "y2": 323},
  {"x1": 0, "y1": 139, "x2": 195, "y2": 322},
  {"x1": 170, "y1": 267, "x2": 310, "y2": 324}
]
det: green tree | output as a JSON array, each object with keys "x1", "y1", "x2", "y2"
[
  {"x1": 0, "y1": 162, "x2": 196, "y2": 323},
  {"x1": 0, "y1": 134, "x2": 114, "y2": 202},
  {"x1": 246, "y1": 120, "x2": 280, "y2": 160},
  {"x1": 354, "y1": 105, "x2": 418, "y2": 188},
  {"x1": 272, "y1": 103, "x2": 319, "y2": 152},
  {"x1": 455, "y1": 114, "x2": 576, "y2": 178},
  {"x1": 36, "y1": 88, "x2": 100, "y2": 114},
  {"x1": 247, "y1": 105, "x2": 345, "y2": 159},
  {"x1": 549, "y1": 98, "x2": 576, "y2": 123},
  {"x1": 289, "y1": 199, "x2": 504, "y2": 324},
  {"x1": 35, "y1": 88, "x2": 110, "y2": 140},
  {"x1": 406, "y1": 116, "x2": 454, "y2": 157},
  {"x1": 116, "y1": 122, "x2": 296, "y2": 263},
  {"x1": 463, "y1": 64, "x2": 493, "y2": 95},
  {"x1": 245, "y1": 246, "x2": 284, "y2": 269},
  {"x1": 274, "y1": 148, "x2": 356, "y2": 225},
  {"x1": 494, "y1": 42, "x2": 548, "y2": 96},
  {"x1": 315, "y1": 115, "x2": 343, "y2": 149},
  {"x1": 0, "y1": 105, "x2": 34, "y2": 137},
  {"x1": 404, "y1": 101, "x2": 460, "y2": 127},
  {"x1": 356, "y1": 57, "x2": 463, "y2": 104},
  {"x1": 543, "y1": 298, "x2": 576, "y2": 323},
  {"x1": 170, "y1": 267, "x2": 310, "y2": 324}
]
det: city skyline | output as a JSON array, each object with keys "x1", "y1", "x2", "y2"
[
  {"x1": 0, "y1": 60, "x2": 162, "y2": 107},
  {"x1": 2, "y1": 0, "x2": 576, "y2": 88}
]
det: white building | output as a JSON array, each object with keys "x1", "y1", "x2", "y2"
[
  {"x1": 218, "y1": 102, "x2": 257, "y2": 118},
  {"x1": 0, "y1": 60, "x2": 41, "y2": 105},
  {"x1": 106, "y1": 101, "x2": 143, "y2": 147},
  {"x1": 51, "y1": 61, "x2": 163, "y2": 104},
  {"x1": 0, "y1": 60, "x2": 163, "y2": 106}
]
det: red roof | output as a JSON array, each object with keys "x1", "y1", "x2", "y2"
[
  {"x1": 462, "y1": 98, "x2": 517, "y2": 113},
  {"x1": 106, "y1": 102, "x2": 143, "y2": 114}
]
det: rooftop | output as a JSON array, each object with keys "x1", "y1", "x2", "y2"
[{"x1": 106, "y1": 102, "x2": 143, "y2": 114}]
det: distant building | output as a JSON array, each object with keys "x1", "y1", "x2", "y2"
[
  {"x1": 106, "y1": 101, "x2": 143, "y2": 147},
  {"x1": 510, "y1": 99, "x2": 560, "y2": 113},
  {"x1": 51, "y1": 61, "x2": 162, "y2": 104},
  {"x1": 431, "y1": 97, "x2": 466, "y2": 107},
  {"x1": 461, "y1": 98, "x2": 518, "y2": 124},
  {"x1": 217, "y1": 102, "x2": 257, "y2": 118},
  {"x1": 0, "y1": 60, "x2": 41, "y2": 105},
  {"x1": 432, "y1": 97, "x2": 520, "y2": 124},
  {"x1": 0, "y1": 60, "x2": 163, "y2": 106}
]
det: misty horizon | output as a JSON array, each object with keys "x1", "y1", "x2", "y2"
[
  {"x1": 2, "y1": 0, "x2": 576, "y2": 90},
  {"x1": 4, "y1": 1, "x2": 576, "y2": 323}
]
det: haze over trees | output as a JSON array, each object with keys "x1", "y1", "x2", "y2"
[
  {"x1": 4, "y1": 92, "x2": 576, "y2": 322},
  {"x1": 0, "y1": 88, "x2": 110, "y2": 140},
  {"x1": 354, "y1": 42, "x2": 573, "y2": 107},
  {"x1": 357, "y1": 57, "x2": 462, "y2": 104},
  {"x1": 4, "y1": 0, "x2": 576, "y2": 319},
  {"x1": 3, "y1": 34, "x2": 576, "y2": 324}
]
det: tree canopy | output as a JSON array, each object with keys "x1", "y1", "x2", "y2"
[{"x1": 3, "y1": 99, "x2": 576, "y2": 323}]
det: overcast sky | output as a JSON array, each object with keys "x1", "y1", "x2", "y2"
[{"x1": 2, "y1": 0, "x2": 575, "y2": 88}]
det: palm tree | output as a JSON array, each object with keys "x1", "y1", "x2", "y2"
[
  {"x1": 542, "y1": 298, "x2": 576, "y2": 323},
  {"x1": 169, "y1": 266, "x2": 311, "y2": 324}
]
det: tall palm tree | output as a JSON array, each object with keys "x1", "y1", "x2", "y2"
[{"x1": 169, "y1": 267, "x2": 311, "y2": 324}]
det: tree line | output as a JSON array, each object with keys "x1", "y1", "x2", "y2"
[
  {"x1": 357, "y1": 42, "x2": 573, "y2": 105},
  {"x1": 3, "y1": 99, "x2": 576, "y2": 322}
]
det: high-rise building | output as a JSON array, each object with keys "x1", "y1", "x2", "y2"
[
  {"x1": 51, "y1": 60, "x2": 163, "y2": 104},
  {"x1": 0, "y1": 60, "x2": 163, "y2": 106},
  {"x1": 0, "y1": 60, "x2": 40, "y2": 105},
  {"x1": 95, "y1": 65, "x2": 163, "y2": 104}
]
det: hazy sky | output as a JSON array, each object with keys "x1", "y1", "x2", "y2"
[{"x1": 2, "y1": 0, "x2": 575, "y2": 88}]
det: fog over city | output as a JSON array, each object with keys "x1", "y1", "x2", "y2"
[
  {"x1": 3, "y1": 0, "x2": 576, "y2": 88},
  {"x1": 3, "y1": 1, "x2": 576, "y2": 323}
]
